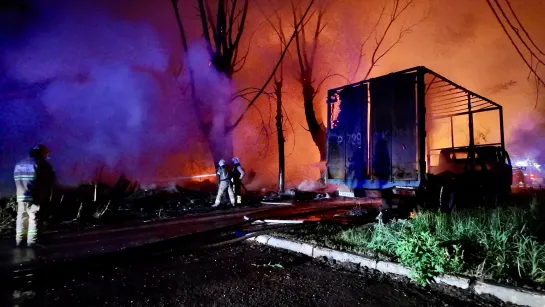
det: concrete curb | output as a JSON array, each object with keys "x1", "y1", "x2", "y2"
[
  {"x1": 475, "y1": 281, "x2": 545, "y2": 307},
  {"x1": 313, "y1": 246, "x2": 377, "y2": 270},
  {"x1": 250, "y1": 235, "x2": 545, "y2": 307},
  {"x1": 266, "y1": 237, "x2": 314, "y2": 257}
]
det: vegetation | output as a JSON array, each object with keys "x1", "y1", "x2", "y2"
[
  {"x1": 0, "y1": 196, "x2": 17, "y2": 234},
  {"x1": 275, "y1": 198, "x2": 545, "y2": 286}
]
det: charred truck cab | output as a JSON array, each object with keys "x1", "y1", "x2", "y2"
[{"x1": 326, "y1": 66, "x2": 511, "y2": 213}]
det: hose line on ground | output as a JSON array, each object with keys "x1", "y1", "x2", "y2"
[{"x1": 197, "y1": 222, "x2": 317, "y2": 250}]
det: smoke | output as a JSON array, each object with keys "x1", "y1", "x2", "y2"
[
  {"x1": 182, "y1": 39, "x2": 235, "y2": 158},
  {"x1": 509, "y1": 110, "x2": 545, "y2": 162},
  {"x1": 3, "y1": 0, "x2": 545, "y2": 195},
  {"x1": 0, "y1": 0, "x2": 199, "y2": 190}
]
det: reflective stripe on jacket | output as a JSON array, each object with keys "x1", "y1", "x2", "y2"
[
  {"x1": 14, "y1": 158, "x2": 56, "y2": 203},
  {"x1": 14, "y1": 158, "x2": 37, "y2": 202},
  {"x1": 216, "y1": 166, "x2": 231, "y2": 181}
]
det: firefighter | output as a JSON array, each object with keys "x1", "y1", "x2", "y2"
[
  {"x1": 231, "y1": 157, "x2": 245, "y2": 205},
  {"x1": 14, "y1": 144, "x2": 56, "y2": 247},
  {"x1": 212, "y1": 159, "x2": 235, "y2": 207}
]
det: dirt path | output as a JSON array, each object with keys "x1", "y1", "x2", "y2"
[{"x1": 10, "y1": 242, "x2": 517, "y2": 307}]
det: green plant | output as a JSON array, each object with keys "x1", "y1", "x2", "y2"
[
  {"x1": 251, "y1": 262, "x2": 284, "y2": 269},
  {"x1": 394, "y1": 229, "x2": 462, "y2": 286},
  {"x1": 274, "y1": 201, "x2": 545, "y2": 287}
]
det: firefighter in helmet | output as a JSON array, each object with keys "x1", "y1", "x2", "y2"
[
  {"x1": 231, "y1": 157, "x2": 245, "y2": 205},
  {"x1": 14, "y1": 144, "x2": 56, "y2": 247},
  {"x1": 213, "y1": 159, "x2": 235, "y2": 207}
]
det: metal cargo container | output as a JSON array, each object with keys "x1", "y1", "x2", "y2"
[{"x1": 326, "y1": 66, "x2": 507, "y2": 201}]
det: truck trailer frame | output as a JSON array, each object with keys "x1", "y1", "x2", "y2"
[{"x1": 326, "y1": 66, "x2": 506, "y2": 201}]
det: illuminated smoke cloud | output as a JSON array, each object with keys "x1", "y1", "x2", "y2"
[
  {"x1": 509, "y1": 110, "x2": 545, "y2": 164},
  {"x1": 0, "y1": 0, "x2": 192, "y2": 190},
  {"x1": 181, "y1": 39, "x2": 234, "y2": 155}
]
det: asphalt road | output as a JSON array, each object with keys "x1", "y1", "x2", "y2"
[
  {"x1": 1, "y1": 199, "x2": 375, "y2": 271},
  {"x1": 0, "y1": 205, "x2": 273, "y2": 272},
  {"x1": 11, "y1": 242, "x2": 516, "y2": 307}
]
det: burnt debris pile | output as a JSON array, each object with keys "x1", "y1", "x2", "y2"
[
  {"x1": 262, "y1": 189, "x2": 331, "y2": 202},
  {"x1": 0, "y1": 177, "x2": 225, "y2": 233}
]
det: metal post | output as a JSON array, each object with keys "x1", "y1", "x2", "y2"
[
  {"x1": 499, "y1": 107, "x2": 505, "y2": 151},
  {"x1": 326, "y1": 94, "x2": 331, "y2": 181},
  {"x1": 367, "y1": 84, "x2": 372, "y2": 177},
  {"x1": 450, "y1": 116, "x2": 454, "y2": 148},
  {"x1": 344, "y1": 110, "x2": 347, "y2": 181},
  {"x1": 390, "y1": 82, "x2": 394, "y2": 182},
  {"x1": 417, "y1": 68, "x2": 427, "y2": 179},
  {"x1": 468, "y1": 94, "x2": 475, "y2": 168}
]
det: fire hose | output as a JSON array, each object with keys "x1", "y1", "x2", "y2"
[
  {"x1": 153, "y1": 174, "x2": 249, "y2": 193},
  {"x1": 152, "y1": 174, "x2": 217, "y2": 182},
  {"x1": 196, "y1": 222, "x2": 317, "y2": 249}
]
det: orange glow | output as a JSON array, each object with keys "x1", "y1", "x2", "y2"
[{"x1": 113, "y1": 0, "x2": 545, "y2": 190}]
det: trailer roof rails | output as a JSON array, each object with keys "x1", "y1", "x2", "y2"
[
  {"x1": 328, "y1": 66, "x2": 502, "y2": 120},
  {"x1": 327, "y1": 65, "x2": 506, "y2": 152}
]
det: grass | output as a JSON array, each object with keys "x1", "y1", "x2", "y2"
[{"x1": 275, "y1": 197, "x2": 545, "y2": 286}]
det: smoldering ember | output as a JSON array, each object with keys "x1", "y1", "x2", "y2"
[{"x1": 1, "y1": 0, "x2": 545, "y2": 306}]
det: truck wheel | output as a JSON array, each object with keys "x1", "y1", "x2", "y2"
[{"x1": 439, "y1": 184, "x2": 456, "y2": 213}]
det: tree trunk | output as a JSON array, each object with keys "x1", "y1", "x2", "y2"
[
  {"x1": 302, "y1": 81, "x2": 327, "y2": 162},
  {"x1": 274, "y1": 79, "x2": 285, "y2": 193},
  {"x1": 207, "y1": 126, "x2": 234, "y2": 166}
]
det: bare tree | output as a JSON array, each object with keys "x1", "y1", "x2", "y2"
[
  {"x1": 291, "y1": 0, "x2": 423, "y2": 167},
  {"x1": 170, "y1": 0, "x2": 316, "y2": 164},
  {"x1": 169, "y1": 0, "x2": 250, "y2": 163},
  {"x1": 292, "y1": 2, "x2": 331, "y2": 163},
  {"x1": 261, "y1": 7, "x2": 291, "y2": 193},
  {"x1": 350, "y1": 0, "x2": 424, "y2": 81}
]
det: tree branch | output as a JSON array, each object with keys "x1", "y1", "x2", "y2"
[
  {"x1": 313, "y1": 72, "x2": 350, "y2": 98},
  {"x1": 227, "y1": 0, "x2": 238, "y2": 47},
  {"x1": 350, "y1": 7, "x2": 387, "y2": 82},
  {"x1": 281, "y1": 104, "x2": 297, "y2": 157},
  {"x1": 231, "y1": 0, "x2": 249, "y2": 53},
  {"x1": 230, "y1": 0, "x2": 317, "y2": 131},
  {"x1": 292, "y1": 2, "x2": 307, "y2": 78},
  {"x1": 232, "y1": 31, "x2": 255, "y2": 72},
  {"x1": 197, "y1": 0, "x2": 213, "y2": 48},
  {"x1": 361, "y1": 0, "x2": 421, "y2": 80}
]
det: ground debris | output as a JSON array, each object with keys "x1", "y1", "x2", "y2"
[
  {"x1": 20, "y1": 243, "x2": 518, "y2": 307},
  {"x1": 262, "y1": 188, "x2": 333, "y2": 203},
  {"x1": 339, "y1": 205, "x2": 369, "y2": 216},
  {"x1": 0, "y1": 196, "x2": 16, "y2": 234},
  {"x1": 120, "y1": 183, "x2": 215, "y2": 214},
  {"x1": 9, "y1": 176, "x2": 221, "y2": 234}
]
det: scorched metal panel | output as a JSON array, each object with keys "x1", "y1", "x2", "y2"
[
  {"x1": 327, "y1": 84, "x2": 368, "y2": 182},
  {"x1": 370, "y1": 72, "x2": 418, "y2": 182}
]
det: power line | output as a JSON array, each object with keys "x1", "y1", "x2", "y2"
[{"x1": 485, "y1": 0, "x2": 545, "y2": 104}]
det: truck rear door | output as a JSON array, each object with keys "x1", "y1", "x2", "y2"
[
  {"x1": 327, "y1": 84, "x2": 368, "y2": 184},
  {"x1": 369, "y1": 72, "x2": 419, "y2": 182}
]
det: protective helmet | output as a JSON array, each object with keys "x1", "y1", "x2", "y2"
[
  {"x1": 29, "y1": 144, "x2": 50, "y2": 160},
  {"x1": 218, "y1": 159, "x2": 226, "y2": 167},
  {"x1": 232, "y1": 157, "x2": 239, "y2": 164}
]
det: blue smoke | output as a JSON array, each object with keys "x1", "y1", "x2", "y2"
[{"x1": 0, "y1": 0, "x2": 185, "y2": 194}]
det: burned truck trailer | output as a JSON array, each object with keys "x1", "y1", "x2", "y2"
[{"x1": 326, "y1": 66, "x2": 511, "y2": 211}]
